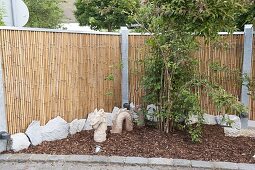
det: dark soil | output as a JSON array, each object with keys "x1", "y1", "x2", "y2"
[{"x1": 7, "y1": 125, "x2": 255, "y2": 164}]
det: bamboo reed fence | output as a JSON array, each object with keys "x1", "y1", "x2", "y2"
[
  {"x1": 250, "y1": 35, "x2": 255, "y2": 120},
  {"x1": 0, "y1": 29, "x2": 121, "y2": 133},
  {"x1": 195, "y1": 35, "x2": 244, "y2": 116},
  {"x1": 128, "y1": 34, "x2": 245, "y2": 116},
  {"x1": 0, "y1": 28, "x2": 253, "y2": 134},
  {"x1": 128, "y1": 35, "x2": 150, "y2": 106}
]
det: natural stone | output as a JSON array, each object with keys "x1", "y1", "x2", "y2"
[
  {"x1": 218, "y1": 114, "x2": 241, "y2": 137},
  {"x1": 25, "y1": 121, "x2": 42, "y2": 146},
  {"x1": 224, "y1": 127, "x2": 240, "y2": 137},
  {"x1": 188, "y1": 115, "x2": 198, "y2": 125},
  {"x1": 83, "y1": 118, "x2": 92, "y2": 130},
  {"x1": 69, "y1": 119, "x2": 86, "y2": 135},
  {"x1": 203, "y1": 114, "x2": 217, "y2": 125},
  {"x1": 0, "y1": 140, "x2": 7, "y2": 153},
  {"x1": 146, "y1": 104, "x2": 157, "y2": 122},
  {"x1": 11, "y1": 133, "x2": 31, "y2": 152},
  {"x1": 228, "y1": 115, "x2": 241, "y2": 130},
  {"x1": 41, "y1": 116, "x2": 69, "y2": 141}
]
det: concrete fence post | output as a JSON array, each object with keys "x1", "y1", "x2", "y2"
[
  {"x1": 241, "y1": 24, "x2": 253, "y2": 126},
  {"x1": 0, "y1": 48, "x2": 7, "y2": 152},
  {"x1": 241, "y1": 24, "x2": 253, "y2": 106},
  {"x1": 120, "y1": 27, "x2": 129, "y2": 107}
]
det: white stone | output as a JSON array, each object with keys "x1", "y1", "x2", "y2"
[
  {"x1": 69, "y1": 119, "x2": 86, "y2": 135},
  {"x1": 25, "y1": 121, "x2": 42, "y2": 146},
  {"x1": 224, "y1": 127, "x2": 240, "y2": 137},
  {"x1": 203, "y1": 114, "x2": 217, "y2": 125},
  {"x1": 41, "y1": 116, "x2": 69, "y2": 141},
  {"x1": 0, "y1": 140, "x2": 7, "y2": 153},
  {"x1": 146, "y1": 104, "x2": 157, "y2": 122},
  {"x1": 83, "y1": 112, "x2": 93, "y2": 130},
  {"x1": 83, "y1": 118, "x2": 93, "y2": 130},
  {"x1": 132, "y1": 113, "x2": 139, "y2": 120},
  {"x1": 228, "y1": 115, "x2": 241, "y2": 130},
  {"x1": 11, "y1": 133, "x2": 31, "y2": 152},
  {"x1": 215, "y1": 115, "x2": 227, "y2": 126},
  {"x1": 188, "y1": 115, "x2": 198, "y2": 124},
  {"x1": 130, "y1": 102, "x2": 135, "y2": 110}
]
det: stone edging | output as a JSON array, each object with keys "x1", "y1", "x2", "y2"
[{"x1": 0, "y1": 154, "x2": 254, "y2": 170}]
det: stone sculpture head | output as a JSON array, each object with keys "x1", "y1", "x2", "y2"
[{"x1": 90, "y1": 109, "x2": 106, "y2": 129}]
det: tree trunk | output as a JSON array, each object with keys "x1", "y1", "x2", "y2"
[{"x1": 107, "y1": 25, "x2": 112, "y2": 32}]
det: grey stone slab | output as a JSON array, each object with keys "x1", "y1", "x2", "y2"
[
  {"x1": 29, "y1": 154, "x2": 49, "y2": 162},
  {"x1": 238, "y1": 163, "x2": 255, "y2": 170},
  {"x1": 108, "y1": 155, "x2": 126, "y2": 164},
  {"x1": 191, "y1": 160, "x2": 213, "y2": 168},
  {"x1": 212, "y1": 161, "x2": 238, "y2": 170},
  {"x1": 148, "y1": 158, "x2": 173, "y2": 166},
  {"x1": 124, "y1": 156, "x2": 149, "y2": 165},
  {"x1": 173, "y1": 159, "x2": 191, "y2": 167}
]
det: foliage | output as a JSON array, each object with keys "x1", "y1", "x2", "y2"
[
  {"x1": 235, "y1": 0, "x2": 255, "y2": 30},
  {"x1": 0, "y1": 7, "x2": 4, "y2": 26},
  {"x1": 23, "y1": 0, "x2": 64, "y2": 28},
  {"x1": 137, "y1": 0, "x2": 247, "y2": 142},
  {"x1": 74, "y1": 0, "x2": 140, "y2": 31},
  {"x1": 104, "y1": 63, "x2": 122, "y2": 96}
]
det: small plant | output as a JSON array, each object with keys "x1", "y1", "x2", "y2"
[
  {"x1": 0, "y1": 7, "x2": 5, "y2": 26},
  {"x1": 136, "y1": 0, "x2": 246, "y2": 142},
  {"x1": 105, "y1": 73, "x2": 114, "y2": 81},
  {"x1": 104, "y1": 63, "x2": 122, "y2": 97},
  {"x1": 188, "y1": 124, "x2": 202, "y2": 143}
]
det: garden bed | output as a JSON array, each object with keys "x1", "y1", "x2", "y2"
[{"x1": 7, "y1": 125, "x2": 255, "y2": 164}]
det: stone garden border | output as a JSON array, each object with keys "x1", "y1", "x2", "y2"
[{"x1": 0, "y1": 154, "x2": 254, "y2": 170}]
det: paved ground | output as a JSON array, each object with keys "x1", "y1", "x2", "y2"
[
  {"x1": 0, "y1": 154, "x2": 255, "y2": 170},
  {"x1": 0, "y1": 162, "x2": 210, "y2": 170}
]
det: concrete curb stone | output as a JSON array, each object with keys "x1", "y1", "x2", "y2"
[
  {"x1": 108, "y1": 155, "x2": 126, "y2": 164},
  {"x1": 0, "y1": 154, "x2": 254, "y2": 169},
  {"x1": 29, "y1": 154, "x2": 48, "y2": 162},
  {"x1": 7, "y1": 154, "x2": 32, "y2": 162},
  {"x1": 148, "y1": 157, "x2": 173, "y2": 166},
  {"x1": 213, "y1": 161, "x2": 238, "y2": 170},
  {"x1": 65, "y1": 155, "x2": 94, "y2": 163},
  {"x1": 173, "y1": 159, "x2": 191, "y2": 167},
  {"x1": 238, "y1": 163, "x2": 255, "y2": 170},
  {"x1": 124, "y1": 156, "x2": 149, "y2": 165},
  {"x1": 0, "y1": 154, "x2": 12, "y2": 161},
  {"x1": 191, "y1": 160, "x2": 213, "y2": 169}
]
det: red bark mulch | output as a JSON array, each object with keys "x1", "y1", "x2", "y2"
[{"x1": 7, "y1": 125, "x2": 255, "y2": 164}]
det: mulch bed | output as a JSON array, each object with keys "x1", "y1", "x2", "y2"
[{"x1": 7, "y1": 125, "x2": 255, "y2": 164}]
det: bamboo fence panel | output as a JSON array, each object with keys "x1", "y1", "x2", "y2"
[
  {"x1": 0, "y1": 30, "x2": 121, "y2": 134},
  {"x1": 128, "y1": 35, "x2": 244, "y2": 117},
  {"x1": 128, "y1": 35, "x2": 150, "y2": 106},
  {"x1": 250, "y1": 35, "x2": 255, "y2": 120},
  {"x1": 0, "y1": 29, "x2": 252, "y2": 134},
  {"x1": 195, "y1": 35, "x2": 244, "y2": 116}
]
